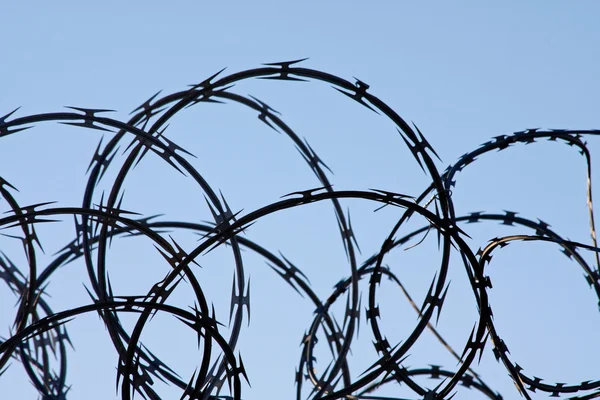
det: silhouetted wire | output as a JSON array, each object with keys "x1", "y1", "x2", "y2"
[{"x1": 0, "y1": 60, "x2": 599, "y2": 400}]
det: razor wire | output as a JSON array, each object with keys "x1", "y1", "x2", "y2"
[{"x1": 0, "y1": 59, "x2": 599, "y2": 400}]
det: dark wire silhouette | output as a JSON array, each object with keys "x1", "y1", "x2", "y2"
[{"x1": 0, "y1": 60, "x2": 599, "y2": 400}]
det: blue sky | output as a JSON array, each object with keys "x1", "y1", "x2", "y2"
[{"x1": 1, "y1": 2, "x2": 600, "y2": 399}]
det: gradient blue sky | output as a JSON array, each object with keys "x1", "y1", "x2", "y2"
[{"x1": 1, "y1": 2, "x2": 600, "y2": 399}]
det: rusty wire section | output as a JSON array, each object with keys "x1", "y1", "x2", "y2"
[{"x1": 0, "y1": 60, "x2": 599, "y2": 400}]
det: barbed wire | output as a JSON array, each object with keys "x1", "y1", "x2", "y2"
[{"x1": 0, "y1": 59, "x2": 598, "y2": 399}]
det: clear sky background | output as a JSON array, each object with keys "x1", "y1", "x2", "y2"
[{"x1": 1, "y1": 2, "x2": 600, "y2": 399}]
